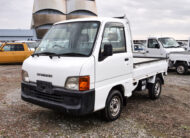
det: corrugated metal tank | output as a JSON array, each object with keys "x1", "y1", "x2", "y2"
[{"x1": 32, "y1": 0, "x2": 97, "y2": 39}]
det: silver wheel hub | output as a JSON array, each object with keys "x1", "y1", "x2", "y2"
[
  {"x1": 110, "y1": 96, "x2": 121, "y2": 117},
  {"x1": 177, "y1": 66, "x2": 185, "y2": 74},
  {"x1": 155, "y1": 82, "x2": 161, "y2": 96}
]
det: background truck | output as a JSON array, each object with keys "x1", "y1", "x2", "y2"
[
  {"x1": 134, "y1": 37, "x2": 190, "y2": 75},
  {"x1": 0, "y1": 42, "x2": 34, "y2": 64},
  {"x1": 187, "y1": 38, "x2": 190, "y2": 51},
  {"x1": 21, "y1": 17, "x2": 168, "y2": 121}
]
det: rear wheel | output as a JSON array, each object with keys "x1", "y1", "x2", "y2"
[
  {"x1": 176, "y1": 63, "x2": 188, "y2": 75},
  {"x1": 148, "y1": 77, "x2": 162, "y2": 100},
  {"x1": 103, "y1": 89, "x2": 123, "y2": 121}
]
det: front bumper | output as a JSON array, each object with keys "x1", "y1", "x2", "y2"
[{"x1": 21, "y1": 82, "x2": 95, "y2": 116}]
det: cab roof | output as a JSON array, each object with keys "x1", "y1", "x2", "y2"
[{"x1": 55, "y1": 17, "x2": 129, "y2": 25}]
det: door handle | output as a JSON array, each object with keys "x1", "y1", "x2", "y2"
[
  {"x1": 125, "y1": 58, "x2": 129, "y2": 61},
  {"x1": 146, "y1": 51, "x2": 149, "y2": 53}
]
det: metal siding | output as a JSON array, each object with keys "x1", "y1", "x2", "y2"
[
  {"x1": 32, "y1": 0, "x2": 97, "y2": 39},
  {"x1": 33, "y1": 0, "x2": 67, "y2": 14}
]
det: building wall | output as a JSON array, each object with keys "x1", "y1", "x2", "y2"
[
  {"x1": 0, "y1": 29, "x2": 37, "y2": 42},
  {"x1": 32, "y1": 0, "x2": 97, "y2": 39}
]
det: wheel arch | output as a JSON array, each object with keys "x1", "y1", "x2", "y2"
[
  {"x1": 174, "y1": 60, "x2": 188, "y2": 66},
  {"x1": 108, "y1": 84, "x2": 126, "y2": 106},
  {"x1": 156, "y1": 73, "x2": 165, "y2": 84}
]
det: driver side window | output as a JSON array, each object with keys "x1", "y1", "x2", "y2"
[
  {"x1": 3, "y1": 45, "x2": 12, "y2": 51},
  {"x1": 100, "y1": 23, "x2": 126, "y2": 54},
  {"x1": 148, "y1": 39, "x2": 159, "y2": 48}
]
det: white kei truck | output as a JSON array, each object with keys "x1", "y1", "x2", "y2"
[
  {"x1": 186, "y1": 38, "x2": 190, "y2": 51},
  {"x1": 21, "y1": 17, "x2": 168, "y2": 121},
  {"x1": 134, "y1": 37, "x2": 190, "y2": 75}
]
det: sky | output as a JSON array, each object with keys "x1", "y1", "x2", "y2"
[{"x1": 0, "y1": 0, "x2": 190, "y2": 40}]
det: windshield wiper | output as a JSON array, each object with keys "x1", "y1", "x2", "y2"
[
  {"x1": 165, "y1": 46, "x2": 178, "y2": 48},
  {"x1": 32, "y1": 52, "x2": 61, "y2": 59},
  {"x1": 57, "y1": 53, "x2": 87, "y2": 57}
]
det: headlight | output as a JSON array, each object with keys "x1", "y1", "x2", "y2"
[
  {"x1": 65, "y1": 76, "x2": 90, "y2": 91},
  {"x1": 22, "y1": 70, "x2": 29, "y2": 82}
]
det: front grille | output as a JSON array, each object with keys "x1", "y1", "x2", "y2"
[
  {"x1": 27, "y1": 89, "x2": 64, "y2": 103},
  {"x1": 22, "y1": 84, "x2": 80, "y2": 106}
]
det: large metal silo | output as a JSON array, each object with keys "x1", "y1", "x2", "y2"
[
  {"x1": 32, "y1": 0, "x2": 67, "y2": 39},
  {"x1": 67, "y1": 0, "x2": 97, "y2": 20},
  {"x1": 32, "y1": 0, "x2": 97, "y2": 39}
]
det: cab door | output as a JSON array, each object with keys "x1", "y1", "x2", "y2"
[
  {"x1": 95, "y1": 22, "x2": 133, "y2": 110},
  {"x1": 12, "y1": 44, "x2": 26, "y2": 62},
  {"x1": 96, "y1": 23, "x2": 132, "y2": 82},
  {"x1": 0, "y1": 44, "x2": 15, "y2": 63},
  {"x1": 146, "y1": 39, "x2": 162, "y2": 57}
]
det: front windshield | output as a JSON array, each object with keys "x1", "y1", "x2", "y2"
[
  {"x1": 36, "y1": 21, "x2": 100, "y2": 56},
  {"x1": 158, "y1": 38, "x2": 180, "y2": 48}
]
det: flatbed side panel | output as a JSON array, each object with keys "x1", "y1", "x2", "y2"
[
  {"x1": 133, "y1": 57, "x2": 167, "y2": 66},
  {"x1": 133, "y1": 58, "x2": 168, "y2": 82},
  {"x1": 169, "y1": 53, "x2": 190, "y2": 62}
]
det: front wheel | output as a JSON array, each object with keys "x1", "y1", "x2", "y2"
[
  {"x1": 148, "y1": 78, "x2": 162, "y2": 100},
  {"x1": 176, "y1": 63, "x2": 188, "y2": 75},
  {"x1": 103, "y1": 89, "x2": 123, "y2": 121}
]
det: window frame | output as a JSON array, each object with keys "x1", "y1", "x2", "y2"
[
  {"x1": 100, "y1": 22, "x2": 127, "y2": 55},
  {"x1": 3, "y1": 44, "x2": 25, "y2": 52},
  {"x1": 148, "y1": 39, "x2": 160, "y2": 49},
  {"x1": 3, "y1": 45, "x2": 12, "y2": 52},
  {"x1": 37, "y1": 21, "x2": 101, "y2": 57}
]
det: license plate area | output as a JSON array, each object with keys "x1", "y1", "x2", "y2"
[{"x1": 37, "y1": 81, "x2": 53, "y2": 94}]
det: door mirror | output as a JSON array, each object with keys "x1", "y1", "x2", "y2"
[
  {"x1": 0, "y1": 49, "x2": 4, "y2": 52},
  {"x1": 99, "y1": 44, "x2": 113, "y2": 61},
  {"x1": 103, "y1": 44, "x2": 113, "y2": 57},
  {"x1": 155, "y1": 44, "x2": 160, "y2": 49}
]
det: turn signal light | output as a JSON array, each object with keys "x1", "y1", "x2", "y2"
[{"x1": 79, "y1": 76, "x2": 90, "y2": 91}]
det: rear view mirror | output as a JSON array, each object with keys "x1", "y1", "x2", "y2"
[
  {"x1": 103, "y1": 44, "x2": 113, "y2": 57},
  {"x1": 155, "y1": 44, "x2": 160, "y2": 49}
]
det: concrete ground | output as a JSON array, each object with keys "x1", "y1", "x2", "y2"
[{"x1": 0, "y1": 65, "x2": 190, "y2": 137}]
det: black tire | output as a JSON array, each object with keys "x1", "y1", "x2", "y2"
[
  {"x1": 103, "y1": 89, "x2": 123, "y2": 121},
  {"x1": 176, "y1": 63, "x2": 188, "y2": 75},
  {"x1": 148, "y1": 77, "x2": 162, "y2": 100}
]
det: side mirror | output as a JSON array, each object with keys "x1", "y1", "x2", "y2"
[
  {"x1": 99, "y1": 44, "x2": 113, "y2": 61},
  {"x1": 155, "y1": 44, "x2": 160, "y2": 49},
  {"x1": 0, "y1": 49, "x2": 4, "y2": 52},
  {"x1": 103, "y1": 44, "x2": 113, "y2": 57}
]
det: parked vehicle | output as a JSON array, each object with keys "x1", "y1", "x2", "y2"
[
  {"x1": 21, "y1": 17, "x2": 168, "y2": 121},
  {"x1": 0, "y1": 42, "x2": 34, "y2": 64},
  {"x1": 134, "y1": 43, "x2": 145, "y2": 51},
  {"x1": 187, "y1": 38, "x2": 190, "y2": 51},
  {"x1": 134, "y1": 37, "x2": 190, "y2": 75},
  {"x1": 16, "y1": 41, "x2": 39, "y2": 50},
  {"x1": 177, "y1": 40, "x2": 189, "y2": 51}
]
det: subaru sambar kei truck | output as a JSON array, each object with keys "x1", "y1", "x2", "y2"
[
  {"x1": 21, "y1": 17, "x2": 168, "y2": 121},
  {"x1": 134, "y1": 37, "x2": 190, "y2": 75}
]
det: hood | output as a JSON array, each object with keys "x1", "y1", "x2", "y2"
[
  {"x1": 165, "y1": 47, "x2": 185, "y2": 54},
  {"x1": 22, "y1": 56, "x2": 91, "y2": 87}
]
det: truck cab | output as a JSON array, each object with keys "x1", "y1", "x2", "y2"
[
  {"x1": 21, "y1": 17, "x2": 168, "y2": 121},
  {"x1": 134, "y1": 37, "x2": 185, "y2": 57},
  {"x1": 0, "y1": 42, "x2": 34, "y2": 64}
]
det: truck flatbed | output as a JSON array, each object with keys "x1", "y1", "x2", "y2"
[{"x1": 133, "y1": 57, "x2": 168, "y2": 82}]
